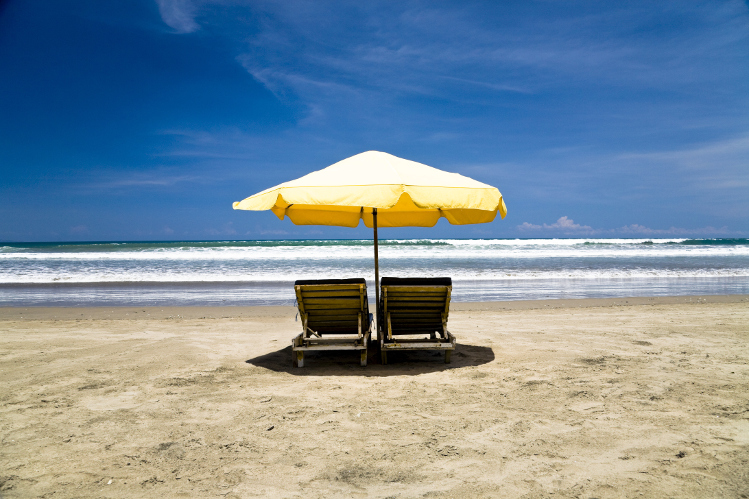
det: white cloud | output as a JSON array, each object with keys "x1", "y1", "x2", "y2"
[
  {"x1": 518, "y1": 216, "x2": 595, "y2": 234},
  {"x1": 156, "y1": 0, "x2": 200, "y2": 34},
  {"x1": 518, "y1": 217, "x2": 732, "y2": 237}
]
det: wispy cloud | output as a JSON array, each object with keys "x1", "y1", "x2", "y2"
[
  {"x1": 92, "y1": 174, "x2": 201, "y2": 189},
  {"x1": 235, "y1": 1, "x2": 748, "y2": 115},
  {"x1": 518, "y1": 217, "x2": 732, "y2": 237},
  {"x1": 459, "y1": 129, "x2": 749, "y2": 223},
  {"x1": 156, "y1": 0, "x2": 199, "y2": 34},
  {"x1": 437, "y1": 75, "x2": 532, "y2": 94},
  {"x1": 615, "y1": 224, "x2": 730, "y2": 236},
  {"x1": 77, "y1": 168, "x2": 205, "y2": 191},
  {"x1": 616, "y1": 133, "x2": 749, "y2": 191}
]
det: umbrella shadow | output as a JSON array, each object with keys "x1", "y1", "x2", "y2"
[{"x1": 245, "y1": 343, "x2": 494, "y2": 376}]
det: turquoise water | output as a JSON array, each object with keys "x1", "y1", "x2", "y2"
[{"x1": 1, "y1": 238, "x2": 748, "y2": 305}]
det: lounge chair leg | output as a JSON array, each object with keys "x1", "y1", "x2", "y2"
[
  {"x1": 360, "y1": 350, "x2": 367, "y2": 367},
  {"x1": 445, "y1": 350, "x2": 452, "y2": 364},
  {"x1": 381, "y1": 351, "x2": 387, "y2": 365},
  {"x1": 296, "y1": 350, "x2": 304, "y2": 368}
]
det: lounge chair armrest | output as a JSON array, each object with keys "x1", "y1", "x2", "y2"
[
  {"x1": 360, "y1": 313, "x2": 373, "y2": 336},
  {"x1": 300, "y1": 312, "x2": 308, "y2": 335}
]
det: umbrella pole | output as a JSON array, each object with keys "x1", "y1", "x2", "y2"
[{"x1": 373, "y1": 208, "x2": 379, "y2": 327}]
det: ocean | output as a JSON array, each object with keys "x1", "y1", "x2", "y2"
[{"x1": 1, "y1": 238, "x2": 748, "y2": 306}]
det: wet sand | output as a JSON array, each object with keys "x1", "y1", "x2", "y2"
[{"x1": 1, "y1": 295, "x2": 748, "y2": 498}]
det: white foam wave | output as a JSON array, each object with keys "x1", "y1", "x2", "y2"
[
  {"x1": 2, "y1": 244, "x2": 748, "y2": 261},
  {"x1": 2, "y1": 267, "x2": 748, "y2": 284},
  {"x1": 2, "y1": 239, "x2": 747, "y2": 285}
]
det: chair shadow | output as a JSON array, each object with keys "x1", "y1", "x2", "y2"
[{"x1": 245, "y1": 343, "x2": 495, "y2": 377}]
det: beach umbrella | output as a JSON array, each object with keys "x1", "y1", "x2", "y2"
[{"x1": 233, "y1": 150, "x2": 507, "y2": 311}]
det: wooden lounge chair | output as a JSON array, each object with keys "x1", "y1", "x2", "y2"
[
  {"x1": 378, "y1": 277, "x2": 456, "y2": 364},
  {"x1": 292, "y1": 278, "x2": 372, "y2": 367}
]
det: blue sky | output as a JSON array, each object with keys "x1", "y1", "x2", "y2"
[{"x1": 1, "y1": 0, "x2": 748, "y2": 241}]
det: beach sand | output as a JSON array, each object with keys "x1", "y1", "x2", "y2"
[{"x1": 1, "y1": 296, "x2": 747, "y2": 498}]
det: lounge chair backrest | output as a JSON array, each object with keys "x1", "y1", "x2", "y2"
[
  {"x1": 380, "y1": 277, "x2": 452, "y2": 336},
  {"x1": 294, "y1": 278, "x2": 369, "y2": 335}
]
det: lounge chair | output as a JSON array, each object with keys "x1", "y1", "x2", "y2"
[
  {"x1": 292, "y1": 278, "x2": 372, "y2": 367},
  {"x1": 378, "y1": 277, "x2": 456, "y2": 364}
]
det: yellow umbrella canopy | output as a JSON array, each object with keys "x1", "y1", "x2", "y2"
[
  {"x1": 233, "y1": 151, "x2": 507, "y2": 227},
  {"x1": 233, "y1": 150, "x2": 507, "y2": 312}
]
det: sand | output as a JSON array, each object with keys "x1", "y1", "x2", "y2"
[{"x1": 1, "y1": 295, "x2": 747, "y2": 498}]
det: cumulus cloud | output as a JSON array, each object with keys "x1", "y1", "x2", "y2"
[
  {"x1": 518, "y1": 216, "x2": 595, "y2": 234},
  {"x1": 518, "y1": 217, "x2": 732, "y2": 237},
  {"x1": 156, "y1": 0, "x2": 200, "y2": 34}
]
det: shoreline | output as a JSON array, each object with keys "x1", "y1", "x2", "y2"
[
  {"x1": 1, "y1": 293, "x2": 747, "y2": 320},
  {"x1": 3, "y1": 278, "x2": 747, "y2": 308}
]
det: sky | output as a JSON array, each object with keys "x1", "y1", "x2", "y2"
[{"x1": 1, "y1": 0, "x2": 748, "y2": 241}]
